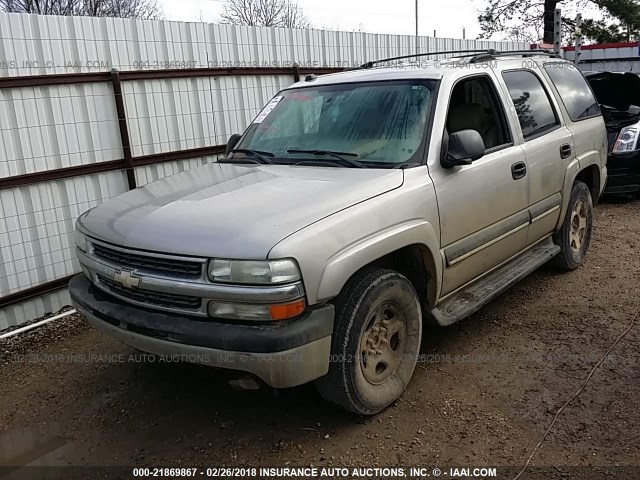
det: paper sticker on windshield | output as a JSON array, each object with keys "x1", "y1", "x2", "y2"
[{"x1": 253, "y1": 95, "x2": 283, "y2": 124}]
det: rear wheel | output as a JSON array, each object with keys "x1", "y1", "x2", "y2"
[
  {"x1": 315, "y1": 268, "x2": 422, "y2": 415},
  {"x1": 552, "y1": 181, "x2": 593, "y2": 270}
]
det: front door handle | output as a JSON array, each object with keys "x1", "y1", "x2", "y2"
[
  {"x1": 511, "y1": 161, "x2": 527, "y2": 180},
  {"x1": 560, "y1": 144, "x2": 572, "y2": 159}
]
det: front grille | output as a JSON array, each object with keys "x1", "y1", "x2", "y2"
[
  {"x1": 98, "y1": 274, "x2": 202, "y2": 310},
  {"x1": 92, "y1": 243, "x2": 202, "y2": 278}
]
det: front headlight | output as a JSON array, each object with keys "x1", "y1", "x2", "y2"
[
  {"x1": 207, "y1": 258, "x2": 300, "y2": 284},
  {"x1": 612, "y1": 123, "x2": 640, "y2": 153},
  {"x1": 75, "y1": 229, "x2": 87, "y2": 252}
]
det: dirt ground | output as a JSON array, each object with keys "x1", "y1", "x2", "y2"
[{"x1": 1, "y1": 199, "x2": 639, "y2": 479}]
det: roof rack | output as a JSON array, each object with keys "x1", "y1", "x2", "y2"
[
  {"x1": 358, "y1": 49, "x2": 493, "y2": 69},
  {"x1": 357, "y1": 49, "x2": 559, "y2": 69},
  {"x1": 471, "y1": 49, "x2": 559, "y2": 62}
]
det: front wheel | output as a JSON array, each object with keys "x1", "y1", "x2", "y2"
[
  {"x1": 552, "y1": 181, "x2": 594, "y2": 270},
  {"x1": 315, "y1": 268, "x2": 422, "y2": 415}
]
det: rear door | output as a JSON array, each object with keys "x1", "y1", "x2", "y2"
[
  {"x1": 500, "y1": 68, "x2": 573, "y2": 244},
  {"x1": 542, "y1": 63, "x2": 607, "y2": 196}
]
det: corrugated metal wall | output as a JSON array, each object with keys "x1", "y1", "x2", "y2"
[{"x1": 0, "y1": 12, "x2": 526, "y2": 330}]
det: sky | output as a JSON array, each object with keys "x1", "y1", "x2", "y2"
[{"x1": 160, "y1": 0, "x2": 488, "y2": 40}]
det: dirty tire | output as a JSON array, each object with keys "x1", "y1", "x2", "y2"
[
  {"x1": 315, "y1": 268, "x2": 422, "y2": 415},
  {"x1": 552, "y1": 181, "x2": 593, "y2": 270}
]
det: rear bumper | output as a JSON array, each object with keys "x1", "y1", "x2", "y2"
[
  {"x1": 69, "y1": 275, "x2": 334, "y2": 388},
  {"x1": 604, "y1": 152, "x2": 640, "y2": 194}
]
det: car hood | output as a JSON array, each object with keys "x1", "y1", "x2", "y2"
[
  {"x1": 586, "y1": 71, "x2": 640, "y2": 112},
  {"x1": 79, "y1": 162, "x2": 404, "y2": 258}
]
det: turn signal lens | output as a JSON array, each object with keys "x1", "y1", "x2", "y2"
[{"x1": 269, "y1": 299, "x2": 306, "y2": 320}]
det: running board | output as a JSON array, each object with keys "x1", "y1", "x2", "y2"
[{"x1": 431, "y1": 237, "x2": 561, "y2": 326}]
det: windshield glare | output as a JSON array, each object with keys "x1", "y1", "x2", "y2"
[{"x1": 236, "y1": 80, "x2": 436, "y2": 166}]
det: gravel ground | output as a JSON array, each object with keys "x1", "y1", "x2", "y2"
[{"x1": 1, "y1": 199, "x2": 639, "y2": 479}]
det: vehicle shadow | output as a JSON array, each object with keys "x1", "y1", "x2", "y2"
[{"x1": 86, "y1": 348, "x2": 356, "y2": 443}]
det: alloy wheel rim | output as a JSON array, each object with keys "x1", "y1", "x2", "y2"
[
  {"x1": 359, "y1": 301, "x2": 407, "y2": 385},
  {"x1": 569, "y1": 199, "x2": 587, "y2": 254}
]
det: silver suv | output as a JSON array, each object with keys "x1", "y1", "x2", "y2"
[{"x1": 70, "y1": 50, "x2": 607, "y2": 415}]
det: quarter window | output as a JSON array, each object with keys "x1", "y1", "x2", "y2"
[
  {"x1": 543, "y1": 64, "x2": 600, "y2": 121},
  {"x1": 502, "y1": 70, "x2": 559, "y2": 139}
]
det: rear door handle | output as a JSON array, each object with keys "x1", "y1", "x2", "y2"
[
  {"x1": 560, "y1": 144, "x2": 572, "y2": 159},
  {"x1": 511, "y1": 161, "x2": 527, "y2": 180}
]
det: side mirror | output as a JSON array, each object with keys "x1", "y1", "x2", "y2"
[
  {"x1": 225, "y1": 134, "x2": 242, "y2": 156},
  {"x1": 441, "y1": 129, "x2": 485, "y2": 169}
]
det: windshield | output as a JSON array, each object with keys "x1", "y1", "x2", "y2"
[{"x1": 235, "y1": 80, "x2": 436, "y2": 167}]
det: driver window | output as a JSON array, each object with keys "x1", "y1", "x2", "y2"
[{"x1": 446, "y1": 76, "x2": 511, "y2": 150}]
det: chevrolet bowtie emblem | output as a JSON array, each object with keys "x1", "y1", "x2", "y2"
[{"x1": 113, "y1": 269, "x2": 141, "y2": 289}]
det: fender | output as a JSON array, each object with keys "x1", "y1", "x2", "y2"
[
  {"x1": 316, "y1": 219, "x2": 442, "y2": 305},
  {"x1": 555, "y1": 153, "x2": 604, "y2": 231}
]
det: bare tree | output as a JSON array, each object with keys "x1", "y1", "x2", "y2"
[
  {"x1": 280, "y1": 0, "x2": 309, "y2": 28},
  {"x1": 220, "y1": 0, "x2": 310, "y2": 28},
  {"x1": 0, "y1": 0, "x2": 162, "y2": 19}
]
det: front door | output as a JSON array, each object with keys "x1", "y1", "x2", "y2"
[{"x1": 430, "y1": 73, "x2": 530, "y2": 296}]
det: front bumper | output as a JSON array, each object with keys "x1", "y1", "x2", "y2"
[
  {"x1": 69, "y1": 275, "x2": 334, "y2": 388},
  {"x1": 604, "y1": 151, "x2": 640, "y2": 194}
]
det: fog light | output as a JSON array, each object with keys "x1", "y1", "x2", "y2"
[
  {"x1": 208, "y1": 302, "x2": 271, "y2": 321},
  {"x1": 208, "y1": 299, "x2": 306, "y2": 321}
]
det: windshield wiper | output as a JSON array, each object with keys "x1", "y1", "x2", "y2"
[
  {"x1": 222, "y1": 148, "x2": 274, "y2": 164},
  {"x1": 287, "y1": 149, "x2": 366, "y2": 168}
]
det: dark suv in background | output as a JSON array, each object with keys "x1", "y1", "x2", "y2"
[{"x1": 585, "y1": 71, "x2": 640, "y2": 196}]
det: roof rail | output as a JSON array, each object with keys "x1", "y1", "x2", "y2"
[
  {"x1": 357, "y1": 49, "x2": 560, "y2": 69},
  {"x1": 358, "y1": 49, "x2": 495, "y2": 69},
  {"x1": 470, "y1": 49, "x2": 559, "y2": 62}
]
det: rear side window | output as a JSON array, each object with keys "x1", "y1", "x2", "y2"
[
  {"x1": 502, "y1": 70, "x2": 559, "y2": 139},
  {"x1": 543, "y1": 64, "x2": 600, "y2": 121}
]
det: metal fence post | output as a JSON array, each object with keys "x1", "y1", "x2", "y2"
[
  {"x1": 292, "y1": 63, "x2": 300, "y2": 82},
  {"x1": 111, "y1": 68, "x2": 137, "y2": 190},
  {"x1": 554, "y1": 8, "x2": 562, "y2": 56},
  {"x1": 574, "y1": 14, "x2": 582, "y2": 66}
]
